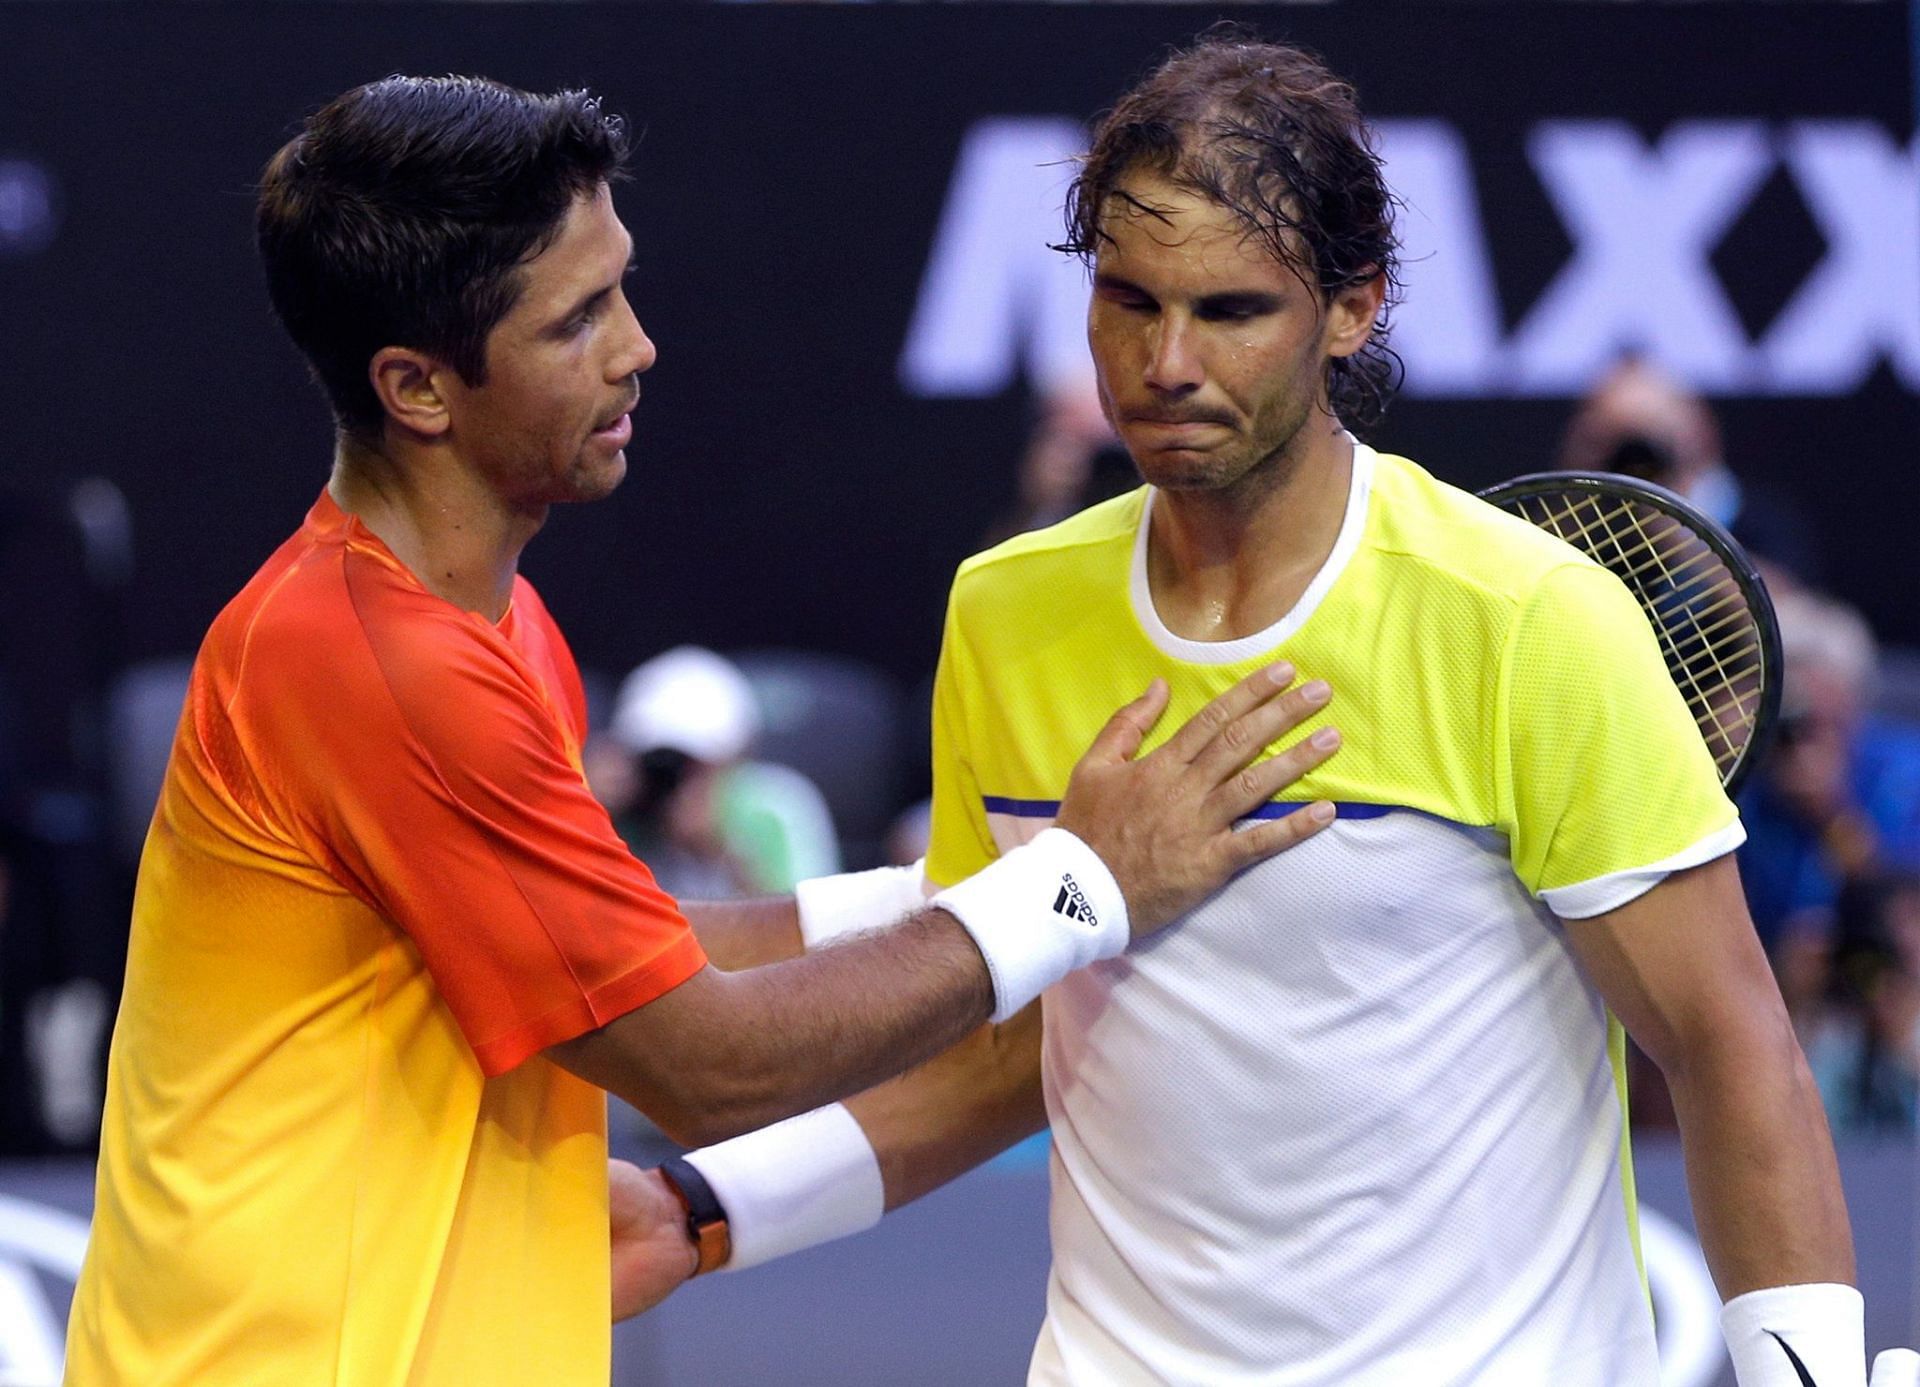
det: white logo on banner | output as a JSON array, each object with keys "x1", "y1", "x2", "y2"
[
  {"x1": 1762, "y1": 122, "x2": 1920, "y2": 392},
  {"x1": 898, "y1": 118, "x2": 1093, "y2": 397},
  {"x1": 1508, "y1": 121, "x2": 1774, "y2": 393},
  {"x1": 0, "y1": 1195, "x2": 87, "y2": 1386},
  {"x1": 900, "y1": 117, "x2": 1919, "y2": 399},
  {"x1": 0, "y1": 159, "x2": 58, "y2": 259}
]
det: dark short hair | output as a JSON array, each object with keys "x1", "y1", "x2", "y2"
[
  {"x1": 258, "y1": 75, "x2": 629, "y2": 439},
  {"x1": 1061, "y1": 32, "x2": 1401, "y2": 433}
]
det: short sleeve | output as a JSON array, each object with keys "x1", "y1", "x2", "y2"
[
  {"x1": 1498, "y1": 562, "x2": 1744, "y2": 919},
  {"x1": 243, "y1": 566, "x2": 706, "y2": 1075},
  {"x1": 924, "y1": 584, "x2": 998, "y2": 891}
]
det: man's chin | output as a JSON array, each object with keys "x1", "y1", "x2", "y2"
[
  {"x1": 1134, "y1": 449, "x2": 1242, "y2": 493},
  {"x1": 556, "y1": 451, "x2": 628, "y2": 503}
]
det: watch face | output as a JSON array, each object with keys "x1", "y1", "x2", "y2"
[{"x1": 663, "y1": 1164, "x2": 718, "y2": 1214}]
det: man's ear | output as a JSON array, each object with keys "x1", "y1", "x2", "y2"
[
  {"x1": 1325, "y1": 270, "x2": 1387, "y2": 361},
  {"x1": 368, "y1": 347, "x2": 453, "y2": 439}
]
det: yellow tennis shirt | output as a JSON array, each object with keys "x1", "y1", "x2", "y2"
[{"x1": 925, "y1": 446, "x2": 1742, "y2": 1384}]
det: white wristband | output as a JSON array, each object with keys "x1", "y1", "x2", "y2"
[
  {"x1": 930, "y1": 827, "x2": 1128, "y2": 1024},
  {"x1": 1874, "y1": 1349, "x2": 1920, "y2": 1387},
  {"x1": 683, "y1": 1104, "x2": 883, "y2": 1273},
  {"x1": 794, "y1": 860, "x2": 928, "y2": 949},
  {"x1": 1722, "y1": 1283, "x2": 1866, "y2": 1387}
]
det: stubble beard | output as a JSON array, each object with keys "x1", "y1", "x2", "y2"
[
  {"x1": 513, "y1": 426, "x2": 628, "y2": 507},
  {"x1": 569, "y1": 449, "x2": 627, "y2": 503},
  {"x1": 1137, "y1": 386, "x2": 1320, "y2": 515}
]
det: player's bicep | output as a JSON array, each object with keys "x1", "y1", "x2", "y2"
[
  {"x1": 1560, "y1": 854, "x2": 1787, "y2": 1076},
  {"x1": 547, "y1": 964, "x2": 738, "y2": 1136},
  {"x1": 682, "y1": 896, "x2": 805, "y2": 971}
]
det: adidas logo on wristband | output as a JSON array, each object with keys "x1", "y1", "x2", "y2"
[
  {"x1": 1052, "y1": 873, "x2": 1098, "y2": 928},
  {"x1": 930, "y1": 829, "x2": 1128, "y2": 1023}
]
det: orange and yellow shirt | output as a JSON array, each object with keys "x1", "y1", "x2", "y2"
[{"x1": 66, "y1": 491, "x2": 705, "y2": 1385}]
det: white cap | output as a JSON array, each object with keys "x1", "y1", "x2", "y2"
[{"x1": 609, "y1": 646, "x2": 761, "y2": 762}]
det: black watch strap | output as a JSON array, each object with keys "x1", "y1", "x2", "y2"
[{"x1": 659, "y1": 1156, "x2": 732, "y2": 1276}]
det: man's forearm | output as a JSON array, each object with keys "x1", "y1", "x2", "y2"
[
  {"x1": 559, "y1": 906, "x2": 996, "y2": 1146},
  {"x1": 681, "y1": 896, "x2": 805, "y2": 971},
  {"x1": 679, "y1": 858, "x2": 930, "y2": 973},
  {"x1": 1668, "y1": 1026, "x2": 1855, "y2": 1298},
  {"x1": 845, "y1": 1003, "x2": 1047, "y2": 1210},
  {"x1": 670, "y1": 1007, "x2": 1046, "y2": 1277},
  {"x1": 683, "y1": 874, "x2": 1043, "y2": 1205}
]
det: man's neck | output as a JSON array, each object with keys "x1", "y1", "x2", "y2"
[
  {"x1": 1146, "y1": 419, "x2": 1355, "y2": 643},
  {"x1": 327, "y1": 434, "x2": 546, "y2": 622}
]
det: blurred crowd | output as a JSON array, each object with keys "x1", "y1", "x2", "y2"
[
  {"x1": 1563, "y1": 360, "x2": 1920, "y2": 1136},
  {"x1": 3, "y1": 358, "x2": 1917, "y2": 1154}
]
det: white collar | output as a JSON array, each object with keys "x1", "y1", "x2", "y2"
[{"x1": 1128, "y1": 439, "x2": 1376, "y2": 665}]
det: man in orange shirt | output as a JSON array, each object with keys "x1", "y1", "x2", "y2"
[{"x1": 63, "y1": 76, "x2": 1341, "y2": 1385}]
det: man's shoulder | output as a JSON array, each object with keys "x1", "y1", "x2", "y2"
[
  {"x1": 1365, "y1": 451, "x2": 1599, "y2": 606},
  {"x1": 200, "y1": 517, "x2": 351, "y2": 674},
  {"x1": 204, "y1": 521, "x2": 499, "y2": 716}
]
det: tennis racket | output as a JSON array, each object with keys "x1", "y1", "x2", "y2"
[{"x1": 1476, "y1": 471, "x2": 1781, "y2": 796}]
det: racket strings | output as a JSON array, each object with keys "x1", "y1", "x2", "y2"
[
  {"x1": 1528, "y1": 496, "x2": 1759, "y2": 707},
  {"x1": 1521, "y1": 492, "x2": 1762, "y2": 768},
  {"x1": 1610, "y1": 503, "x2": 1758, "y2": 761},
  {"x1": 1509, "y1": 490, "x2": 1766, "y2": 783}
]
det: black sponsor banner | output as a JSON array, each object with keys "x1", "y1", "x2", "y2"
[{"x1": 0, "y1": 4, "x2": 1911, "y2": 689}]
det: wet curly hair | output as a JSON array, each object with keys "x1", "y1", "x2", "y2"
[{"x1": 1059, "y1": 31, "x2": 1402, "y2": 434}]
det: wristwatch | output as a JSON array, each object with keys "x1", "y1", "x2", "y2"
[{"x1": 658, "y1": 1156, "x2": 732, "y2": 1277}]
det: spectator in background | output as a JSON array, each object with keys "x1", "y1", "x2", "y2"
[
  {"x1": 886, "y1": 798, "x2": 933, "y2": 871},
  {"x1": 1739, "y1": 589, "x2": 1920, "y2": 1017},
  {"x1": 1803, "y1": 871, "x2": 1920, "y2": 1134},
  {"x1": 1556, "y1": 356, "x2": 1822, "y2": 588},
  {"x1": 586, "y1": 646, "x2": 840, "y2": 898},
  {"x1": 981, "y1": 372, "x2": 1135, "y2": 546}
]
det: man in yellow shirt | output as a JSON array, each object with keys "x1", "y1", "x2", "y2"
[{"x1": 640, "y1": 34, "x2": 1909, "y2": 1387}]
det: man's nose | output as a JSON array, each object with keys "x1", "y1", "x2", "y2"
[
  {"x1": 612, "y1": 291, "x2": 657, "y2": 378},
  {"x1": 1142, "y1": 317, "x2": 1202, "y2": 395}
]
